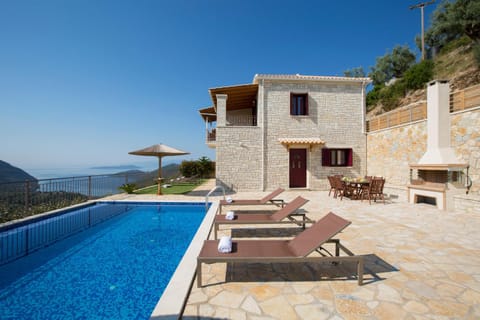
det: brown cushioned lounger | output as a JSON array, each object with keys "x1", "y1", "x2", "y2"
[
  {"x1": 214, "y1": 196, "x2": 312, "y2": 239},
  {"x1": 219, "y1": 188, "x2": 285, "y2": 212},
  {"x1": 197, "y1": 212, "x2": 364, "y2": 287}
]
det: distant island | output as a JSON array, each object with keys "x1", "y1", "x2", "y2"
[
  {"x1": 90, "y1": 165, "x2": 142, "y2": 170},
  {"x1": 0, "y1": 160, "x2": 181, "y2": 182},
  {"x1": 0, "y1": 160, "x2": 37, "y2": 184}
]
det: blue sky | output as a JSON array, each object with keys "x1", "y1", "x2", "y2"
[{"x1": 0, "y1": 0, "x2": 437, "y2": 175}]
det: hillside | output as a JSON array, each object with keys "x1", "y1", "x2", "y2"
[
  {"x1": 157, "y1": 163, "x2": 181, "y2": 179},
  {"x1": 367, "y1": 41, "x2": 480, "y2": 118},
  {"x1": 0, "y1": 160, "x2": 37, "y2": 183}
]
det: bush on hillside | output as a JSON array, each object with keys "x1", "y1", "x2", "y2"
[
  {"x1": 367, "y1": 59, "x2": 435, "y2": 111},
  {"x1": 379, "y1": 81, "x2": 406, "y2": 111},
  {"x1": 402, "y1": 60, "x2": 434, "y2": 91},
  {"x1": 366, "y1": 84, "x2": 384, "y2": 111},
  {"x1": 474, "y1": 43, "x2": 480, "y2": 66},
  {"x1": 439, "y1": 35, "x2": 473, "y2": 56}
]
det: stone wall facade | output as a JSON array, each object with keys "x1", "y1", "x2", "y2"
[
  {"x1": 214, "y1": 77, "x2": 368, "y2": 192},
  {"x1": 261, "y1": 80, "x2": 367, "y2": 190},
  {"x1": 215, "y1": 127, "x2": 263, "y2": 191}
]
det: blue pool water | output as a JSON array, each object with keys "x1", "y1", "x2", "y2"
[{"x1": 0, "y1": 202, "x2": 206, "y2": 319}]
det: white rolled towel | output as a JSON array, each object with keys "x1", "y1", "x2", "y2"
[
  {"x1": 226, "y1": 211, "x2": 235, "y2": 220},
  {"x1": 226, "y1": 196, "x2": 233, "y2": 203},
  {"x1": 218, "y1": 236, "x2": 232, "y2": 253}
]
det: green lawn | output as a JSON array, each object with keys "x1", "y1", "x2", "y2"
[{"x1": 134, "y1": 179, "x2": 206, "y2": 195}]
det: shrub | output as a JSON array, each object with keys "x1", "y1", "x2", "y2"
[
  {"x1": 379, "y1": 81, "x2": 406, "y2": 111},
  {"x1": 439, "y1": 35, "x2": 472, "y2": 55},
  {"x1": 366, "y1": 84, "x2": 384, "y2": 110},
  {"x1": 402, "y1": 60, "x2": 434, "y2": 91},
  {"x1": 179, "y1": 157, "x2": 215, "y2": 178},
  {"x1": 118, "y1": 183, "x2": 136, "y2": 194},
  {"x1": 179, "y1": 160, "x2": 200, "y2": 177},
  {"x1": 474, "y1": 43, "x2": 480, "y2": 66}
]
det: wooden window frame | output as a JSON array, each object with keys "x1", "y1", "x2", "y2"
[
  {"x1": 322, "y1": 148, "x2": 353, "y2": 167},
  {"x1": 290, "y1": 93, "x2": 309, "y2": 116}
]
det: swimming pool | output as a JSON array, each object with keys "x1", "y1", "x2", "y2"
[{"x1": 0, "y1": 201, "x2": 211, "y2": 319}]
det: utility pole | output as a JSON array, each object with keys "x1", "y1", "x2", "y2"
[{"x1": 409, "y1": 0, "x2": 435, "y2": 60}]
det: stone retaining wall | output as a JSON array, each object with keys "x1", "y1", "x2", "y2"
[{"x1": 367, "y1": 107, "x2": 480, "y2": 212}]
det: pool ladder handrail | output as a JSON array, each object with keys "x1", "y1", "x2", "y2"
[{"x1": 206, "y1": 185, "x2": 226, "y2": 208}]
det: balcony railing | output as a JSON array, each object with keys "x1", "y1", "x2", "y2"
[
  {"x1": 205, "y1": 115, "x2": 257, "y2": 143},
  {"x1": 0, "y1": 171, "x2": 157, "y2": 223},
  {"x1": 207, "y1": 129, "x2": 216, "y2": 142},
  {"x1": 226, "y1": 114, "x2": 257, "y2": 126}
]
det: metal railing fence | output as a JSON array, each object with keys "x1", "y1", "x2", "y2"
[
  {"x1": 0, "y1": 202, "x2": 130, "y2": 265},
  {"x1": 0, "y1": 171, "x2": 157, "y2": 223}
]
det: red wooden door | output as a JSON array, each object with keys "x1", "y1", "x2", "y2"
[{"x1": 289, "y1": 149, "x2": 307, "y2": 188}]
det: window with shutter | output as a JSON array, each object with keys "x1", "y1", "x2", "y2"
[
  {"x1": 290, "y1": 93, "x2": 308, "y2": 116},
  {"x1": 321, "y1": 148, "x2": 353, "y2": 167}
]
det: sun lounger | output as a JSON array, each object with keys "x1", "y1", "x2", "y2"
[
  {"x1": 197, "y1": 212, "x2": 364, "y2": 287},
  {"x1": 220, "y1": 188, "x2": 285, "y2": 213},
  {"x1": 214, "y1": 196, "x2": 312, "y2": 239}
]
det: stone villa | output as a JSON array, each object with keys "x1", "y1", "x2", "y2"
[
  {"x1": 199, "y1": 74, "x2": 479, "y2": 213},
  {"x1": 199, "y1": 74, "x2": 371, "y2": 191}
]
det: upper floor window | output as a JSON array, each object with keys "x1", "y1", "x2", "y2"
[
  {"x1": 290, "y1": 93, "x2": 308, "y2": 116},
  {"x1": 322, "y1": 148, "x2": 353, "y2": 167}
]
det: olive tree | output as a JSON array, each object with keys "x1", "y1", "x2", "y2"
[
  {"x1": 422, "y1": 0, "x2": 480, "y2": 52},
  {"x1": 369, "y1": 45, "x2": 416, "y2": 86},
  {"x1": 343, "y1": 67, "x2": 366, "y2": 78}
]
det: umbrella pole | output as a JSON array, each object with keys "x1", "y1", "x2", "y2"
[{"x1": 157, "y1": 157, "x2": 162, "y2": 195}]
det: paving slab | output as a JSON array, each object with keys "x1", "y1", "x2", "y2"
[{"x1": 110, "y1": 180, "x2": 480, "y2": 319}]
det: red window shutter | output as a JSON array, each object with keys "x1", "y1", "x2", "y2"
[
  {"x1": 290, "y1": 93, "x2": 294, "y2": 115},
  {"x1": 304, "y1": 95, "x2": 308, "y2": 115},
  {"x1": 322, "y1": 148, "x2": 330, "y2": 166},
  {"x1": 347, "y1": 149, "x2": 353, "y2": 166}
]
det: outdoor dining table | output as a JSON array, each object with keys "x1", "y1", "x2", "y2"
[{"x1": 344, "y1": 180, "x2": 370, "y2": 200}]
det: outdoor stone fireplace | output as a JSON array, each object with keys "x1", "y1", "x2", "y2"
[{"x1": 407, "y1": 80, "x2": 470, "y2": 210}]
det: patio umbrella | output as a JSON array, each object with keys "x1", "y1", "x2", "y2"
[{"x1": 128, "y1": 143, "x2": 189, "y2": 195}]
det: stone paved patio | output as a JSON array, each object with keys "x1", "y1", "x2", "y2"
[{"x1": 112, "y1": 180, "x2": 480, "y2": 319}]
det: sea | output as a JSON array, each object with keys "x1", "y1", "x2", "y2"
[
  {"x1": 14, "y1": 164, "x2": 160, "y2": 198},
  {"x1": 24, "y1": 164, "x2": 158, "y2": 180}
]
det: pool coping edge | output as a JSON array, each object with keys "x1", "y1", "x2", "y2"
[{"x1": 149, "y1": 200, "x2": 218, "y2": 319}]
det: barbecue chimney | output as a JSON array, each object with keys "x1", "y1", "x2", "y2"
[{"x1": 408, "y1": 80, "x2": 469, "y2": 210}]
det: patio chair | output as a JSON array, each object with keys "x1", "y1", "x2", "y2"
[
  {"x1": 327, "y1": 176, "x2": 336, "y2": 197},
  {"x1": 361, "y1": 177, "x2": 386, "y2": 204},
  {"x1": 219, "y1": 188, "x2": 285, "y2": 213},
  {"x1": 213, "y1": 196, "x2": 312, "y2": 239},
  {"x1": 197, "y1": 212, "x2": 364, "y2": 287},
  {"x1": 332, "y1": 176, "x2": 348, "y2": 200}
]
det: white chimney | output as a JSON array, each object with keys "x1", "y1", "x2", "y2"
[{"x1": 417, "y1": 80, "x2": 463, "y2": 166}]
